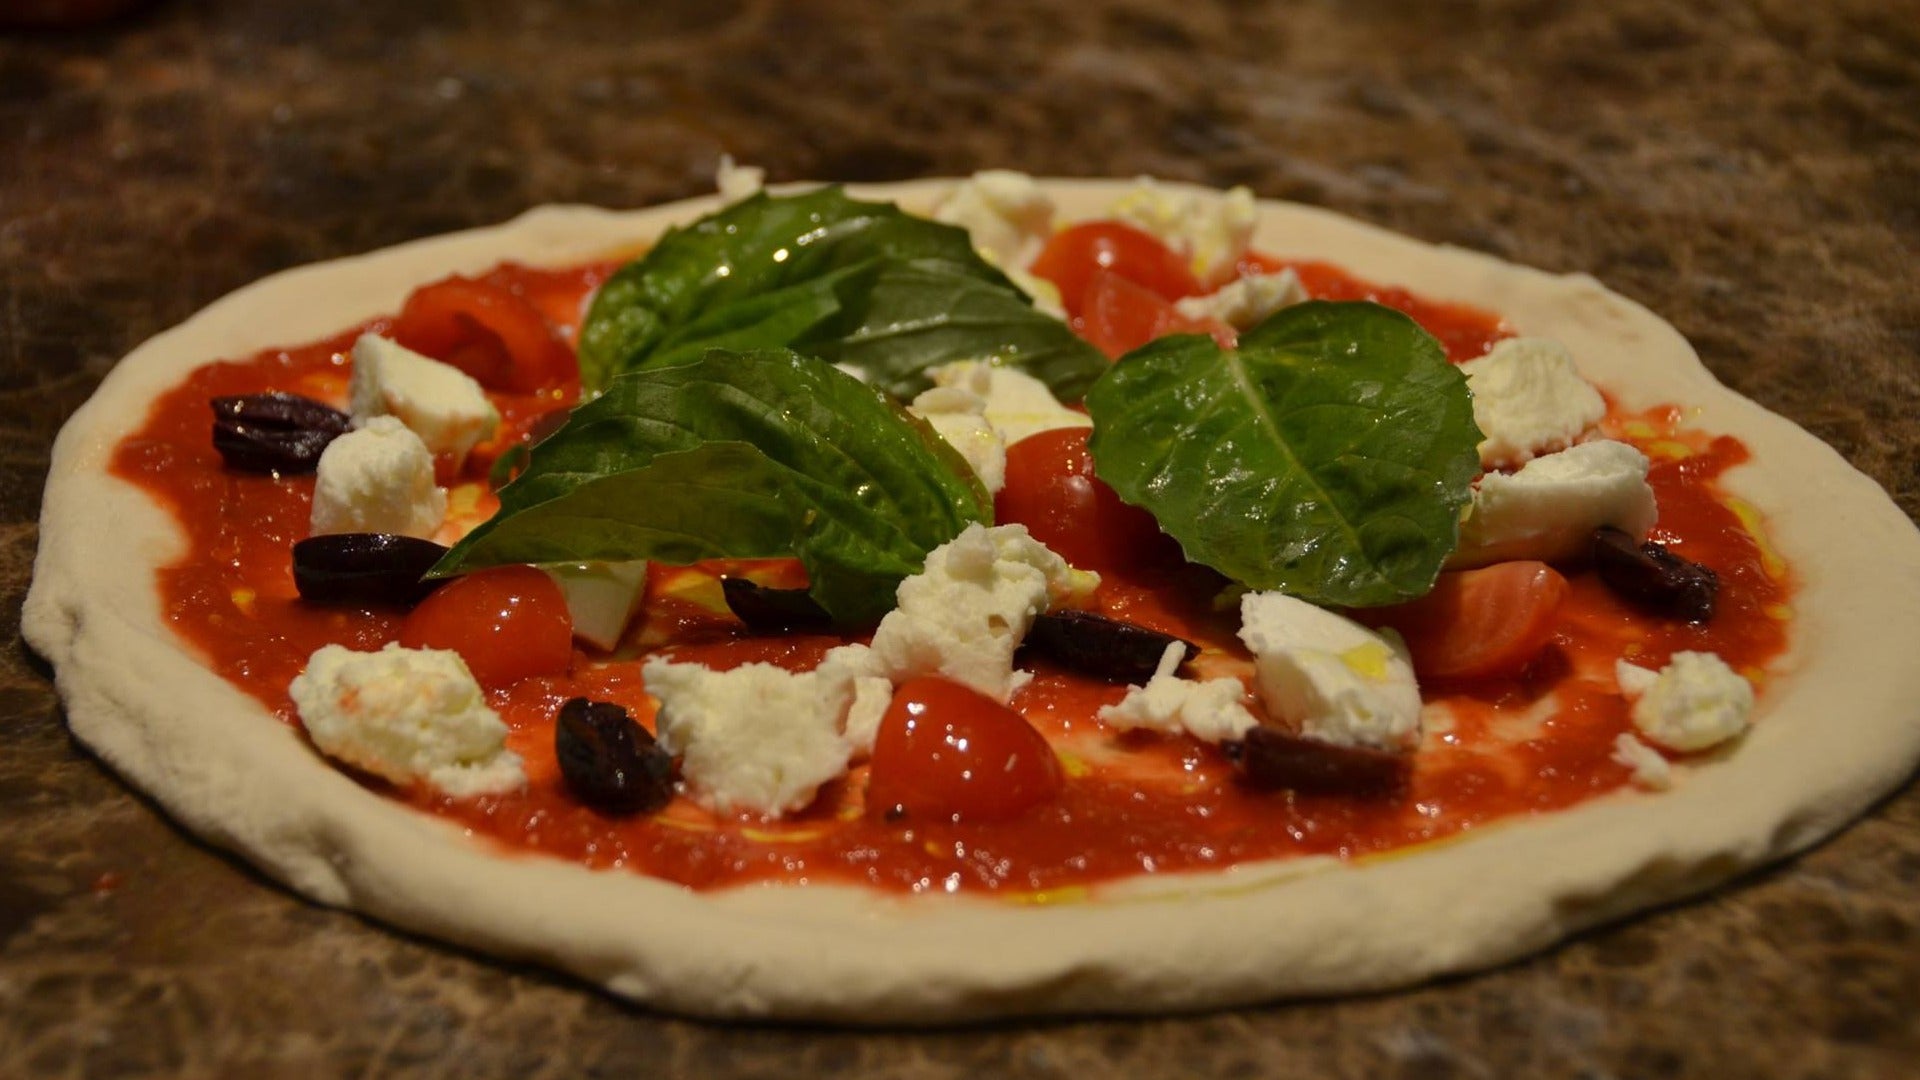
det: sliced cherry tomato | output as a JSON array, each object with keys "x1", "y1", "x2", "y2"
[
  {"x1": 995, "y1": 427, "x2": 1182, "y2": 577},
  {"x1": 390, "y1": 275, "x2": 576, "y2": 393},
  {"x1": 1366, "y1": 561, "x2": 1569, "y2": 680},
  {"x1": 1029, "y1": 221, "x2": 1204, "y2": 318},
  {"x1": 1079, "y1": 269, "x2": 1234, "y2": 359},
  {"x1": 866, "y1": 676, "x2": 1064, "y2": 824},
  {"x1": 398, "y1": 565, "x2": 573, "y2": 687}
]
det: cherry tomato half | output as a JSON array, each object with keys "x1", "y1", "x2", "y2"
[
  {"x1": 1029, "y1": 221, "x2": 1204, "y2": 319},
  {"x1": 1365, "y1": 561, "x2": 1569, "y2": 680},
  {"x1": 866, "y1": 676, "x2": 1064, "y2": 824},
  {"x1": 1079, "y1": 269, "x2": 1234, "y2": 359},
  {"x1": 996, "y1": 427, "x2": 1182, "y2": 577},
  {"x1": 391, "y1": 275, "x2": 577, "y2": 393},
  {"x1": 398, "y1": 565, "x2": 573, "y2": 688}
]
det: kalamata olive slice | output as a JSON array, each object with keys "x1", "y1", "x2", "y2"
[
  {"x1": 721, "y1": 577, "x2": 833, "y2": 633},
  {"x1": 555, "y1": 698, "x2": 675, "y2": 816},
  {"x1": 1020, "y1": 610, "x2": 1197, "y2": 684},
  {"x1": 1222, "y1": 727, "x2": 1410, "y2": 797},
  {"x1": 210, "y1": 392, "x2": 351, "y2": 474},
  {"x1": 1591, "y1": 526, "x2": 1718, "y2": 623},
  {"x1": 292, "y1": 533, "x2": 450, "y2": 606}
]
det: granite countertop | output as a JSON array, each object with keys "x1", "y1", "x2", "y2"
[{"x1": 4, "y1": 1, "x2": 1918, "y2": 1075}]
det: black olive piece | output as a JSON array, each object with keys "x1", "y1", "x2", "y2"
[
  {"x1": 1020, "y1": 610, "x2": 1198, "y2": 684},
  {"x1": 210, "y1": 392, "x2": 351, "y2": 474},
  {"x1": 1590, "y1": 526, "x2": 1718, "y2": 623},
  {"x1": 554, "y1": 698, "x2": 676, "y2": 816},
  {"x1": 292, "y1": 533, "x2": 450, "y2": 607},
  {"x1": 211, "y1": 392, "x2": 352, "y2": 433},
  {"x1": 721, "y1": 577, "x2": 833, "y2": 633},
  {"x1": 1223, "y1": 727, "x2": 1410, "y2": 797}
]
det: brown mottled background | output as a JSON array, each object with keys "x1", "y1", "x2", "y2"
[{"x1": 5, "y1": 0, "x2": 1919, "y2": 1076}]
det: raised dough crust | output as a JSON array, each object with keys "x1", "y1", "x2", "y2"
[{"x1": 24, "y1": 180, "x2": 1920, "y2": 1022}]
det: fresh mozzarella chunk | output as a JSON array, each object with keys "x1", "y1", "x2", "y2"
[
  {"x1": 1610, "y1": 732, "x2": 1674, "y2": 791},
  {"x1": 1237, "y1": 592, "x2": 1423, "y2": 752},
  {"x1": 1173, "y1": 269, "x2": 1306, "y2": 329},
  {"x1": 910, "y1": 376, "x2": 1007, "y2": 494},
  {"x1": 1109, "y1": 177, "x2": 1257, "y2": 282},
  {"x1": 1098, "y1": 642, "x2": 1259, "y2": 744},
  {"x1": 929, "y1": 361, "x2": 1090, "y2": 446},
  {"x1": 309, "y1": 416, "x2": 447, "y2": 539},
  {"x1": 644, "y1": 647, "x2": 877, "y2": 816},
  {"x1": 816, "y1": 644, "x2": 895, "y2": 755},
  {"x1": 932, "y1": 169, "x2": 1055, "y2": 269},
  {"x1": 543, "y1": 560, "x2": 648, "y2": 651},
  {"x1": 1615, "y1": 653, "x2": 1753, "y2": 753},
  {"x1": 1450, "y1": 439, "x2": 1657, "y2": 568},
  {"x1": 290, "y1": 643, "x2": 524, "y2": 797},
  {"x1": 870, "y1": 523, "x2": 1097, "y2": 703},
  {"x1": 714, "y1": 154, "x2": 765, "y2": 202},
  {"x1": 1459, "y1": 338, "x2": 1607, "y2": 468},
  {"x1": 349, "y1": 334, "x2": 500, "y2": 466}
]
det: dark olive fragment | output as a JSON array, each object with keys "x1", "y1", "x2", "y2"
[
  {"x1": 1020, "y1": 609, "x2": 1197, "y2": 684},
  {"x1": 721, "y1": 577, "x2": 833, "y2": 633},
  {"x1": 292, "y1": 533, "x2": 449, "y2": 607},
  {"x1": 210, "y1": 392, "x2": 352, "y2": 474},
  {"x1": 555, "y1": 697, "x2": 675, "y2": 816},
  {"x1": 1590, "y1": 526, "x2": 1718, "y2": 623},
  {"x1": 1223, "y1": 727, "x2": 1410, "y2": 797}
]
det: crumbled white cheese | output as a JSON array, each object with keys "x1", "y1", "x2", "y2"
[
  {"x1": 1238, "y1": 591, "x2": 1423, "y2": 752},
  {"x1": 1610, "y1": 732, "x2": 1674, "y2": 791},
  {"x1": 290, "y1": 643, "x2": 524, "y2": 797},
  {"x1": 1451, "y1": 439, "x2": 1658, "y2": 568},
  {"x1": 644, "y1": 645, "x2": 882, "y2": 816},
  {"x1": 869, "y1": 523, "x2": 1096, "y2": 703},
  {"x1": 933, "y1": 169, "x2": 1055, "y2": 269},
  {"x1": 1615, "y1": 652, "x2": 1753, "y2": 753},
  {"x1": 1173, "y1": 268, "x2": 1306, "y2": 329},
  {"x1": 543, "y1": 560, "x2": 648, "y2": 651},
  {"x1": 910, "y1": 373, "x2": 1007, "y2": 494},
  {"x1": 349, "y1": 334, "x2": 500, "y2": 466},
  {"x1": 309, "y1": 416, "x2": 447, "y2": 539},
  {"x1": 1109, "y1": 177, "x2": 1257, "y2": 282},
  {"x1": 1459, "y1": 337, "x2": 1607, "y2": 468},
  {"x1": 715, "y1": 154, "x2": 765, "y2": 202},
  {"x1": 1098, "y1": 642, "x2": 1259, "y2": 744},
  {"x1": 929, "y1": 361, "x2": 1090, "y2": 446}
]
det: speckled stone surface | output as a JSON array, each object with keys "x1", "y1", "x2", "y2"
[{"x1": 4, "y1": 0, "x2": 1919, "y2": 1075}]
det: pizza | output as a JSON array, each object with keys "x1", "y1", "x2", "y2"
[{"x1": 24, "y1": 174, "x2": 1920, "y2": 1022}]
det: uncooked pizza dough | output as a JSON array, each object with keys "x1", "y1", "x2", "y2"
[{"x1": 24, "y1": 180, "x2": 1920, "y2": 1022}]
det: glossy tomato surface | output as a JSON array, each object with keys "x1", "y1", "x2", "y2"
[
  {"x1": 391, "y1": 275, "x2": 576, "y2": 393},
  {"x1": 996, "y1": 427, "x2": 1181, "y2": 577},
  {"x1": 1029, "y1": 221, "x2": 1204, "y2": 319},
  {"x1": 866, "y1": 676, "x2": 1064, "y2": 824},
  {"x1": 1368, "y1": 561, "x2": 1570, "y2": 680},
  {"x1": 398, "y1": 565, "x2": 574, "y2": 687}
]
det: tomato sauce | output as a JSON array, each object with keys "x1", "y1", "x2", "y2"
[{"x1": 109, "y1": 251, "x2": 1790, "y2": 897}]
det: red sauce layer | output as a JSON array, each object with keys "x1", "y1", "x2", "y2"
[{"x1": 110, "y1": 256, "x2": 1790, "y2": 896}]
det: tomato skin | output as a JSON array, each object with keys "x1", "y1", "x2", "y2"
[
  {"x1": 1367, "y1": 561, "x2": 1569, "y2": 680},
  {"x1": 866, "y1": 676, "x2": 1064, "y2": 824},
  {"x1": 996, "y1": 427, "x2": 1181, "y2": 577},
  {"x1": 391, "y1": 275, "x2": 577, "y2": 393},
  {"x1": 1079, "y1": 269, "x2": 1234, "y2": 359},
  {"x1": 398, "y1": 565, "x2": 574, "y2": 688},
  {"x1": 1030, "y1": 221, "x2": 1204, "y2": 319}
]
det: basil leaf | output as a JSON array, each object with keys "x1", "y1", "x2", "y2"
[
  {"x1": 435, "y1": 349, "x2": 991, "y2": 625},
  {"x1": 1084, "y1": 301, "x2": 1482, "y2": 607},
  {"x1": 579, "y1": 187, "x2": 1105, "y2": 400}
]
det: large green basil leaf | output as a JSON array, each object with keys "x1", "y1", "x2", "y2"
[
  {"x1": 435, "y1": 349, "x2": 990, "y2": 625},
  {"x1": 579, "y1": 187, "x2": 1105, "y2": 400},
  {"x1": 1084, "y1": 301, "x2": 1482, "y2": 607}
]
